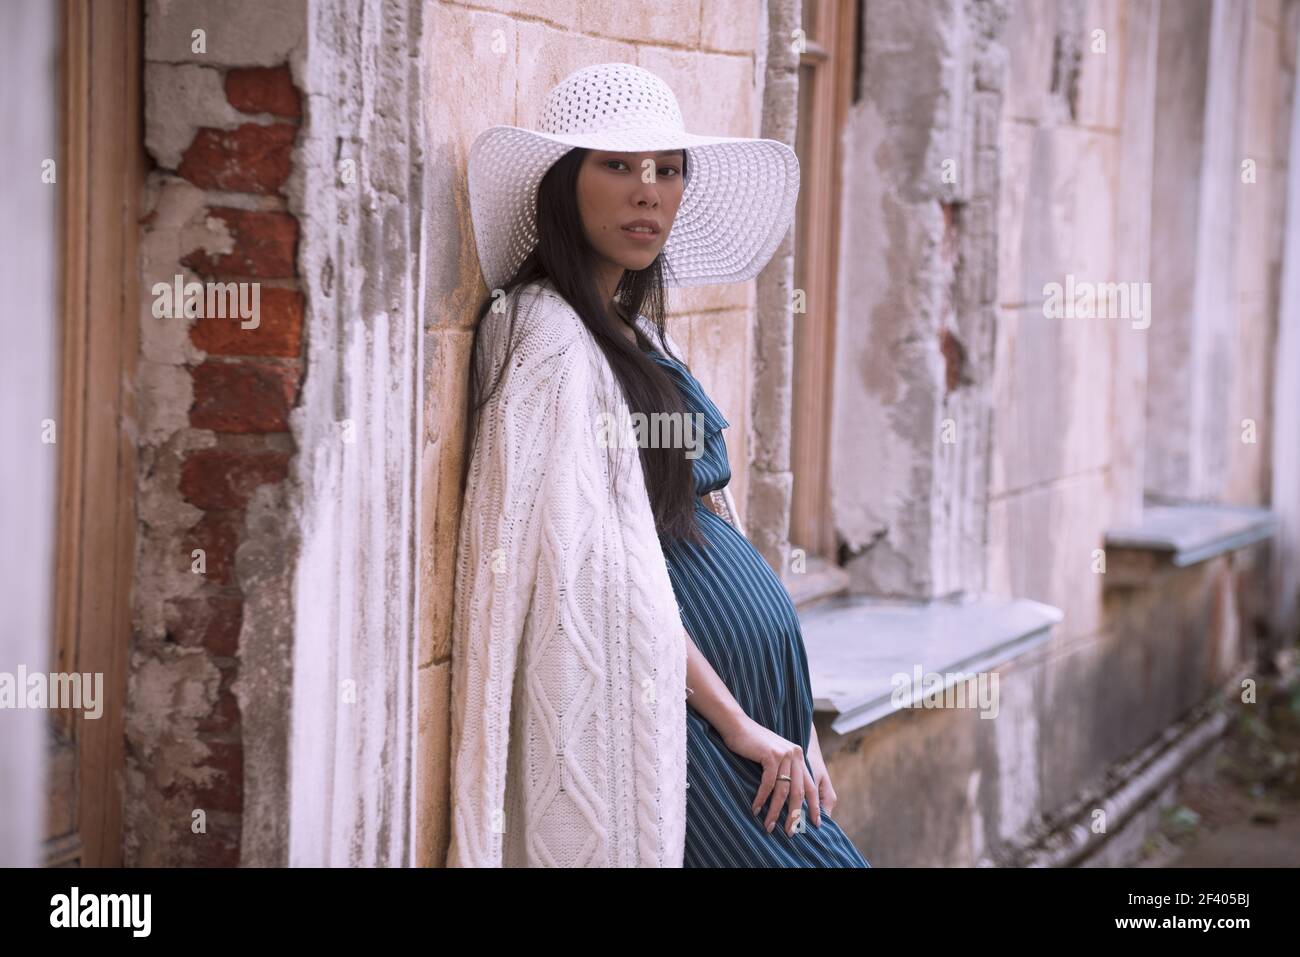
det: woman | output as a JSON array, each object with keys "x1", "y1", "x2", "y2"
[{"x1": 447, "y1": 62, "x2": 870, "y2": 868}]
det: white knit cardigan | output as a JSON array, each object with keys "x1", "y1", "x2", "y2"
[{"x1": 446, "y1": 280, "x2": 743, "y2": 867}]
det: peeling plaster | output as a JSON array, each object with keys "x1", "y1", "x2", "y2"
[
  {"x1": 145, "y1": 0, "x2": 306, "y2": 68},
  {"x1": 144, "y1": 62, "x2": 249, "y2": 169},
  {"x1": 126, "y1": 0, "x2": 312, "y2": 863}
]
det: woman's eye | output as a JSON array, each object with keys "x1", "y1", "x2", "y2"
[
  {"x1": 658, "y1": 166, "x2": 681, "y2": 178},
  {"x1": 604, "y1": 160, "x2": 629, "y2": 171}
]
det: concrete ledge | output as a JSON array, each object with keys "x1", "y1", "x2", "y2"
[
  {"x1": 798, "y1": 593, "x2": 1064, "y2": 736},
  {"x1": 1103, "y1": 504, "x2": 1276, "y2": 586}
]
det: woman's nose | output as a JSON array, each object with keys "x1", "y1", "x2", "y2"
[{"x1": 631, "y1": 175, "x2": 660, "y2": 206}]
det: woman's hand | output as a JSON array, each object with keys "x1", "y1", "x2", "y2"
[
  {"x1": 721, "y1": 715, "x2": 821, "y2": 837},
  {"x1": 807, "y1": 739, "x2": 837, "y2": 818}
]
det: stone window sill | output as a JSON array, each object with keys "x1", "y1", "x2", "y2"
[
  {"x1": 1102, "y1": 503, "x2": 1276, "y2": 586},
  {"x1": 797, "y1": 592, "x2": 1063, "y2": 736}
]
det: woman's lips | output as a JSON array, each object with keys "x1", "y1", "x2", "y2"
[{"x1": 621, "y1": 225, "x2": 660, "y2": 243}]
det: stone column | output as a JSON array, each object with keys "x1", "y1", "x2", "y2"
[
  {"x1": 1273, "y1": 1, "x2": 1300, "y2": 648},
  {"x1": 1145, "y1": 0, "x2": 1249, "y2": 502},
  {"x1": 286, "y1": 0, "x2": 426, "y2": 866},
  {"x1": 748, "y1": 0, "x2": 802, "y2": 576},
  {"x1": 1109, "y1": 0, "x2": 1161, "y2": 527}
]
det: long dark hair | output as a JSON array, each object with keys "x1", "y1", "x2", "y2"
[{"x1": 461, "y1": 146, "x2": 707, "y2": 546}]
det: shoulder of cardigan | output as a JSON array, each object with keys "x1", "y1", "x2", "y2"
[{"x1": 511, "y1": 283, "x2": 584, "y2": 340}]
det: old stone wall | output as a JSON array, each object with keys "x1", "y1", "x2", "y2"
[{"x1": 131, "y1": 0, "x2": 424, "y2": 867}]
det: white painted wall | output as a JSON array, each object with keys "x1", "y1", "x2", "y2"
[
  {"x1": 286, "y1": 0, "x2": 423, "y2": 867},
  {"x1": 1273, "y1": 51, "x2": 1300, "y2": 644},
  {"x1": 0, "y1": 0, "x2": 59, "y2": 867}
]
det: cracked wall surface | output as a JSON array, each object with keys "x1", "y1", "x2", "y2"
[{"x1": 832, "y1": 0, "x2": 1008, "y2": 598}]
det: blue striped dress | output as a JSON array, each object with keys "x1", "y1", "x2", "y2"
[{"x1": 644, "y1": 342, "x2": 871, "y2": 868}]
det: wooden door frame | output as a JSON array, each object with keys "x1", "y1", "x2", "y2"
[
  {"x1": 47, "y1": 0, "x2": 142, "y2": 868},
  {"x1": 790, "y1": 0, "x2": 857, "y2": 559}
]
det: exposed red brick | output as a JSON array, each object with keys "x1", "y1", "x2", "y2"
[
  {"x1": 183, "y1": 512, "x2": 240, "y2": 586},
  {"x1": 154, "y1": 764, "x2": 241, "y2": 862},
  {"x1": 191, "y1": 740, "x2": 244, "y2": 815},
  {"x1": 167, "y1": 594, "x2": 244, "y2": 656},
  {"x1": 939, "y1": 327, "x2": 967, "y2": 393},
  {"x1": 181, "y1": 208, "x2": 297, "y2": 280},
  {"x1": 197, "y1": 663, "x2": 242, "y2": 735},
  {"x1": 148, "y1": 779, "x2": 241, "y2": 863},
  {"x1": 190, "y1": 360, "x2": 301, "y2": 433},
  {"x1": 177, "y1": 123, "x2": 296, "y2": 195},
  {"x1": 226, "y1": 65, "x2": 301, "y2": 118},
  {"x1": 190, "y1": 286, "x2": 303, "y2": 357},
  {"x1": 196, "y1": 691, "x2": 241, "y2": 736},
  {"x1": 188, "y1": 826, "x2": 241, "y2": 868},
  {"x1": 179, "y1": 447, "x2": 292, "y2": 510}
]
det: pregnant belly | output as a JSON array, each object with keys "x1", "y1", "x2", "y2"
[{"x1": 663, "y1": 506, "x2": 808, "y2": 733}]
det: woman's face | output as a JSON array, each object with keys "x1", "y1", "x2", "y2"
[{"x1": 576, "y1": 149, "x2": 685, "y2": 281}]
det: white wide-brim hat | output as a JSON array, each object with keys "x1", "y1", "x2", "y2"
[{"x1": 467, "y1": 62, "x2": 800, "y2": 291}]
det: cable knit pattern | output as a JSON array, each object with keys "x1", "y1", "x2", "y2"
[{"x1": 447, "y1": 280, "x2": 696, "y2": 867}]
